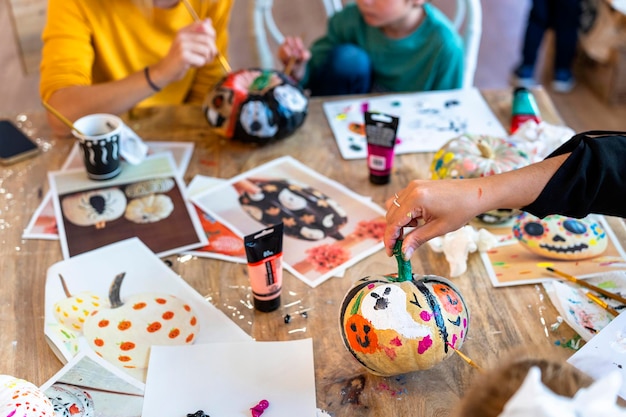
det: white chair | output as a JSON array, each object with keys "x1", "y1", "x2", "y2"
[{"x1": 252, "y1": 0, "x2": 483, "y2": 88}]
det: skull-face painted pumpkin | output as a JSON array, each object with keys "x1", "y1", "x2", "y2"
[
  {"x1": 238, "y1": 179, "x2": 348, "y2": 241},
  {"x1": 83, "y1": 273, "x2": 199, "y2": 370},
  {"x1": 203, "y1": 68, "x2": 308, "y2": 145},
  {"x1": 513, "y1": 212, "x2": 608, "y2": 260},
  {"x1": 339, "y1": 241, "x2": 470, "y2": 376}
]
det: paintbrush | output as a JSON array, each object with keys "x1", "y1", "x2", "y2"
[
  {"x1": 447, "y1": 343, "x2": 484, "y2": 373},
  {"x1": 42, "y1": 101, "x2": 85, "y2": 136},
  {"x1": 546, "y1": 267, "x2": 626, "y2": 305},
  {"x1": 180, "y1": 0, "x2": 232, "y2": 73},
  {"x1": 586, "y1": 292, "x2": 620, "y2": 317}
]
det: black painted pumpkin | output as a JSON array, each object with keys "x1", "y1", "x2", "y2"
[
  {"x1": 203, "y1": 68, "x2": 308, "y2": 145},
  {"x1": 339, "y1": 241, "x2": 470, "y2": 376},
  {"x1": 238, "y1": 179, "x2": 348, "y2": 241}
]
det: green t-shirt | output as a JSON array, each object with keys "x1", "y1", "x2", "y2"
[{"x1": 304, "y1": 3, "x2": 464, "y2": 92}]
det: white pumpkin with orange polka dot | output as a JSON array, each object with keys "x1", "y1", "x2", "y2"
[
  {"x1": 53, "y1": 274, "x2": 105, "y2": 332},
  {"x1": 0, "y1": 375, "x2": 55, "y2": 417},
  {"x1": 82, "y1": 272, "x2": 199, "y2": 369}
]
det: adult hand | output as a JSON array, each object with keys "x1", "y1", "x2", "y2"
[
  {"x1": 149, "y1": 18, "x2": 218, "y2": 88},
  {"x1": 384, "y1": 179, "x2": 483, "y2": 260},
  {"x1": 277, "y1": 36, "x2": 311, "y2": 80}
]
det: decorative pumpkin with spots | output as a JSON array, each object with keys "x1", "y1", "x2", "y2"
[
  {"x1": 45, "y1": 383, "x2": 94, "y2": 417},
  {"x1": 513, "y1": 212, "x2": 608, "y2": 260},
  {"x1": 203, "y1": 68, "x2": 308, "y2": 145},
  {"x1": 430, "y1": 134, "x2": 530, "y2": 224},
  {"x1": 83, "y1": 273, "x2": 199, "y2": 370},
  {"x1": 53, "y1": 274, "x2": 105, "y2": 332},
  {"x1": 238, "y1": 179, "x2": 348, "y2": 241},
  {"x1": 339, "y1": 241, "x2": 470, "y2": 376},
  {"x1": 0, "y1": 374, "x2": 55, "y2": 417}
]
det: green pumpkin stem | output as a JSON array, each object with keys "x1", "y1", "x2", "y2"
[
  {"x1": 108, "y1": 272, "x2": 127, "y2": 309},
  {"x1": 393, "y1": 240, "x2": 412, "y2": 282}
]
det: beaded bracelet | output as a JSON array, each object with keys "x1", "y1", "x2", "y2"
[{"x1": 144, "y1": 66, "x2": 161, "y2": 92}]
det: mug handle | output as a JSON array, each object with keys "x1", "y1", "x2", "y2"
[{"x1": 120, "y1": 124, "x2": 149, "y2": 165}]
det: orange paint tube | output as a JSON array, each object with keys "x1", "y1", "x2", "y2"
[{"x1": 244, "y1": 223, "x2": 284, "y2": 312}]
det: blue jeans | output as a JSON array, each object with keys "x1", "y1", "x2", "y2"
[
  {"x1": 306, "y1": 44, "x2": 372, "y2": 96},
  {"x1": 519, "y1": 0, "x2": 582, "y2": 72}
]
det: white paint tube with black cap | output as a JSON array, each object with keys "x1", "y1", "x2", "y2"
[{"x1": 244, "y1": 223, "x2": 284, "y2": 312}]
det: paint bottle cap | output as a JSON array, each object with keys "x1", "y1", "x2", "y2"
[
  {"x1": 254, "y1": 296, "x2": 281, "y2": 312},
  {"x1": 369, "y1": 172, "x2": 390, "y2": 185}
]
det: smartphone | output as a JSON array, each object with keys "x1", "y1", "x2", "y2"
[{"x1": 0, "y1": 120, "x2": 40, "y2": 165}]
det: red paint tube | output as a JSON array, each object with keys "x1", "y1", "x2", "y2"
[
  {"x1": 244, "y1": 223, "x2": 284, "y2": 312},
  {"x1": 365, "y1": 111, "x2": 399, "y2": 185}
]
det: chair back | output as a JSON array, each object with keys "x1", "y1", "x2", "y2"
[{"x1": 252, "y1": 0, "x2": 482, "y2": 88}]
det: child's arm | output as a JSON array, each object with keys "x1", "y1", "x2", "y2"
[{"x1": 277, "y1": 36, "x2": 311, "y2": 81}]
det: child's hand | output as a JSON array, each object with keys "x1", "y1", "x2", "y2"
[
  {"x1": 277, "y1": 36, "x2": 311, "y2": 80},
  {"x1": 149, "y1": 18, "x2": 218, "y2": 88}
]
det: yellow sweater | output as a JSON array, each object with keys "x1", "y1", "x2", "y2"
[{"x1": 40, "y1": 0, "x2": 233, "y2": 107}]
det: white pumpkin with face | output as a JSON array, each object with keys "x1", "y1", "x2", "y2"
[
  {"x1": 512, "y1": 212, "x2": 608, "y2": 260},
  {"x1": 61, "y1": 187, "x2": 127, "y2": 229}
]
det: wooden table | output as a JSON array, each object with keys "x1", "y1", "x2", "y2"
[{"x1": 2, "y1": 88, "x2": 620, "y2": 416}]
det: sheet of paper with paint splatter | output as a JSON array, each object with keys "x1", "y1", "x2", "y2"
[
  {"x1": 322, "y1": 87, "x2": 508, "y2": 159},
  {"x1": 568, "y1": 299, "x2": 626, "y2": 400}
]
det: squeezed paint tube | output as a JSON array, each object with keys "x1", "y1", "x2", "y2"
[
  {"x1": 244, "y1": 223, "x2": 284, "y2": 312},
  {"x1": 365, "y1": 111, "x2": 400, "y2": 185}
]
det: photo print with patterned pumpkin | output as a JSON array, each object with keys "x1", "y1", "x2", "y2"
[
  {"x1": 48, "y1": 153, "x2": 206, "y2": 259},
  {"x1": 191, "y1": 156, "x2": 386, "y2": 288}
]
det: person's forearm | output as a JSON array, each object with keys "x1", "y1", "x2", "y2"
[
  {"x1": 474, "y1": 153, "x2": 570, "y2": 214},
  {"x1": 45, "y1": 69, "x2": 156, "y2": 137}
]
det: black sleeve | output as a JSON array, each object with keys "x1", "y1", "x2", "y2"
[{"x1": 522, "y1": 131, "x2": 626, "y2": 219}]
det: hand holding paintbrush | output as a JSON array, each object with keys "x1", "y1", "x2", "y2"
[{"x1": 278, "y1": 35, "x2": 310, "y2": 79}]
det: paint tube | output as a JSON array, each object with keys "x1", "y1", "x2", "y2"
[
  {"x1": 365, "y1": 111, "x2": 400, "y2": 185},
  {"x1": 244, "y1": 223, "x2": 284, "y2": 312},
  {"x1": 510, "y1": 87, "x2": 541, "y2": 134}
]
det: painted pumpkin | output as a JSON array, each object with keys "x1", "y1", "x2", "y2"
[
  {"x1": 238, "y1": 179, "x2": 348, "y2": 241},
  {"x1": 339, "y1": 241, "x2": 470, "y2": 376},
  {"x1": 124, "y1": 194, "x2": 174, "y2": 224},
  {"x1": 61, "y1": 187, "x2": 127, "y2": 229},
  {"x1": 53, "y1": 274, "x2": 105, "y2": 332},
  {"x1": 0, "y1": 374, "x2": 55, "y2": 417},
  {"x1": 83, "y1": 273, "x2": 199, "y2": 370},
  {"x1": 430, "y1": 134, "x2": 531, "y2": 224},
  {"x1": 45, "y1": 383, "x2": 94, "y2": 417},
  {"x1": 513, "y1": 212, "x2": 608, "y2": 260},
  {"x1": 203, "y1": 68, "x2": 308, "y2": 145}
]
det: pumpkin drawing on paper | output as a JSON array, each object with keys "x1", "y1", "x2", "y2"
[
  {"x1": 203, "y1": 68, "x2": 308, "y2": 145},
  {"x1": 430, "y1": 134, "x2": 530, "y2": 224},
  {"x1": 83, "y1": 273, "x2": 199, "y2": 370},
  {"x1": 339, "y1": 241, "x2": 470, "y2": 376},
  {"x1": 238, "y1": 179, "x2": 348, "y2": 241},
  {"x1": 513, "y1": 212, "x2": 608, "y2": 260},
  {"x1": 0, "y1": 374, "x2": 55, "y2": 417}
]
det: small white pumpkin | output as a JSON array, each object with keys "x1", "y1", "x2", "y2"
[
  {"x1": 61, "y1": 188, "x2": 127, "y2": 228},
  {"x1": 53, "y1": 274, "x2": 105, "y2": 332},
  {"x1": 124, "y1": 194, "x2": 174, "y2": 224},
  {"x1": 0, "y1": 375, "x2": 55, "y2": 417},
  {"x1": 45, "y1": 383, "x2": 94, "y2": 417}
]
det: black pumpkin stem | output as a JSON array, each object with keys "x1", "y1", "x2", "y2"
[
  {"x1": 393, "y1": 240, "x2": 412, "y2": 282},
  {"x1": 108, "y1": 272, "x2": 127, "y2": 309}
]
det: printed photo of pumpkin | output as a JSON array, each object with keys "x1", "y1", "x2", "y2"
[
  {"x1": 53, "y1": 274, "x2": 105, "y2": 332},
  {"x1": 61, "y1": 187, "x2": 127, "y2": 229},
  {"x1": 238, "y1": 178, "x2": 348, "y2": 241},
  {"x1": 339, "y1": 241, "x2": 470, "y2": 376},
  {"x1": 83, "y1": 273, "x2": 199, "y2": 370},
  {"x1": 46, "y1": 383, "x2": 94, "y2": 417}
]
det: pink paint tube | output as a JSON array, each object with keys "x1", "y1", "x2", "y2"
[
  {"x1": 365, "y1": 111, "x2": 399, "y2": 185},
  {"x1": 244, "y1": 223, "x2": 284, "y2": 312}
]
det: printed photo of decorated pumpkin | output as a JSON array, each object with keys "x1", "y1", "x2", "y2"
[
  {"x1": 203, "y1": 68, "x2": 308, "y2": 145},
  {"x1": 83, "y1": 273, "x2": 199, "y2": 370},
  {"x1": 0, "y1": 374, "x2": 55, "y2": 417},
  {"x1": 429, "y1": 134, "x2": 531, "y2": 224},
  {"x1": 61, "y1": 187, "x2": 127, "y2": 229},
  {"x1": 513, "y1": 212, "x2": 608, "y2": 260},
  {"x1": 238, "y1": 178, "x2": 348, "y2": 241},
  {"x1": 53, "y1": 274, "x2": 105, "y2": 332},
  {"x1": 339, "y1": 241, "x2": 470, "y2": 376},
  {"x1": 46, "y1": 383, "x2": 94, "y2": 417}
]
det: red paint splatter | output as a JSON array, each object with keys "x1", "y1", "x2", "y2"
[
  {"x1": 390, "y1": 337, "x2": 402, "y2": 346},
  {"x1": 477, "y1": 187, "x2": 483, "y2": 198}
]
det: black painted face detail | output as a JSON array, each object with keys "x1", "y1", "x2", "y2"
[
  {"x1": 349, "y1": 322, "x2": 372, "y2": 348},
  {"x1": 371, "y1": 287, "x2": 392, "y2": 310}
]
